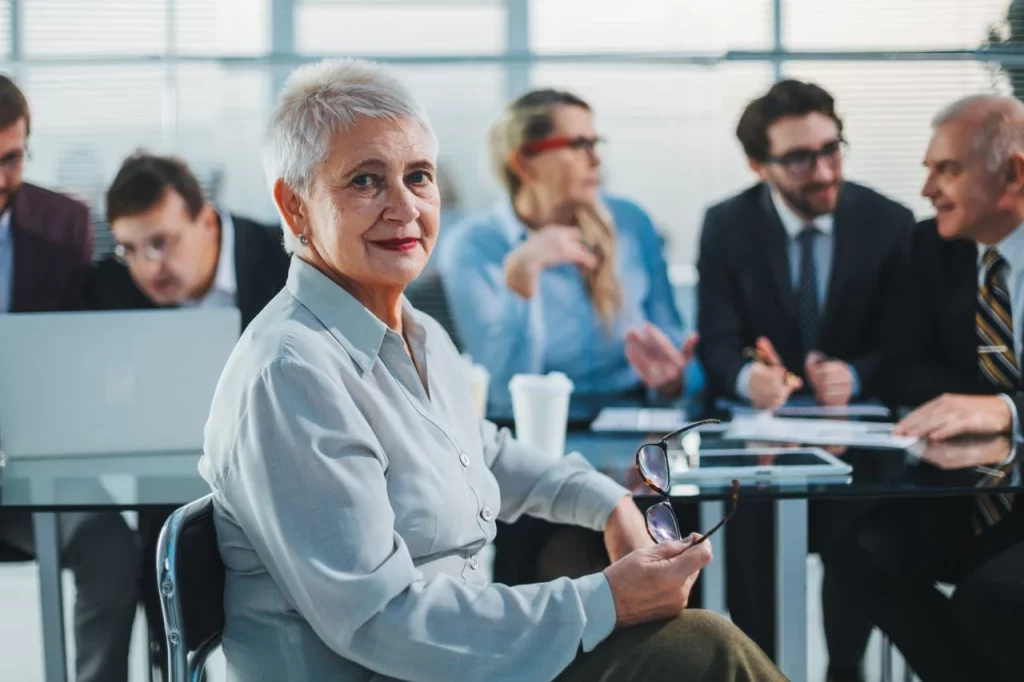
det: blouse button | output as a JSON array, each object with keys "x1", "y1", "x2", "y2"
[
  {"x1": 459, "y1": 453, "x2": 470, "y2": 467},
  {"x1": 469, "y1": 555, "x2": 480, "y2": 569},
  {"x1": 481, "y1": 507, "x2": 494, "y2": 522}
]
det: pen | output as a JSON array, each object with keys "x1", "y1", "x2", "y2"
[{"x1": 743, "y1": 347, "x2": 800, "y2": 387}]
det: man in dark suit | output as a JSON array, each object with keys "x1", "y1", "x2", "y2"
[
  {"x1": 695, "y1": 80, "x2": 915, "y2": 681},
  {"x1": 85, "y1": 152, "x2": 290, "y2": 674},
  {"x1": 0, "y1": 75, "x2": 141, "y2": 682},
  {"x1": 832, "y1": 94, "x2": 1024, "y2": 682}
]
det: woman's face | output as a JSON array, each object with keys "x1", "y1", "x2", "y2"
[
  {"x1": 518, "y1": 105, "x2": 602, "y2": 208},
  {"x1": 291, "y1": 116, "x2": 440, "y2": 292}
]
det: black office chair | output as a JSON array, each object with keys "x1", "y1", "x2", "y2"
[{"x1": 156, "y1": 494, "x2": 225, "y2": 682}]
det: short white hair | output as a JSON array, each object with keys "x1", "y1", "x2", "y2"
[
  {"x1": 262, "y1": 58, "x2": 437, "y2": 253},
  {"x1": 932, "y1": 93, "x2": 1024, "y2": 173}
]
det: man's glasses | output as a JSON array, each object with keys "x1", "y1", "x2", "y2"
[
  {"x1": 636, "y1": 419, "x2": 740, "y2": 545},
  {"x1": 113, "y1": 232, "x2": 182, "y2": 266},
  {"x1": 0, "y1": 147, "x2": 27, "y2": 174},
  {"x1": 767, "y1": 138, "x2": 846, "y2": 181},
  {"x1": 521, "y1": 135, "x2": 605, "y2": 156}
]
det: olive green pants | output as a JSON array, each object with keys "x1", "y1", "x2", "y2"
[{"x1": 557, "y1": 610, "x2": 787, "y2": 682}]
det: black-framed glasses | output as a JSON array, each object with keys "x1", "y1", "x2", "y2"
[
  {"x1": 767, "y1": 138, "x2": 846, "y2": 181},
  {"x1": 636, "y1": 419, "x2": 739, "y2": 545}
]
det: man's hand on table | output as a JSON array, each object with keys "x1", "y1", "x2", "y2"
[{"x1": 893, "y1": 394, "x2": 1012, "y2": 441}]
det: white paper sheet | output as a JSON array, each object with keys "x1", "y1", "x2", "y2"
[
  {"x1": 590, "y1": 407, "x2": 689, "y2": 433},
  {"x1": 727, "y1": 403, "x2": 891, "y2": 419},
  {"x1": 723, "y1": 415, "x2": 918, "y2": 449}
]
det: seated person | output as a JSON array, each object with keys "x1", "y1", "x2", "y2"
[
  {"x1": 834, "y1": 94, "x2": 1024, "y2": 682},
  {"x1": 0, "y1": 74, "x2": 139, "y2": 682},
  {"x1": 86, "y1": 152, "x2": 289, "y2": 328},
  {"x1": 84, "y1": 152, "x2": 290, "y2": 674},
  {"x1": 198, "y1": 57, "x2": 783, "y2": 682},
  {"x1": 439, "y1": 88, "x2": 702, "y2": 418},
  {"x1": 695, "y1": 80, "x2": 914, "y2": 680},
  {"x1": 697, "y1": 79, "x2": 914, "y2": 411}
]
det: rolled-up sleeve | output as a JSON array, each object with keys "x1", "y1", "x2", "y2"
[
  {"x1": 479, "y1": 419, "x2": 629, "y2": 530},
  {"x1": 216, "y1": 358, "x2": 618, "y2": 681}
]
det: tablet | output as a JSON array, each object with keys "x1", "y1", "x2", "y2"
[{"x1": 672, "y1": 448, "x2": 852, "y2": 482}]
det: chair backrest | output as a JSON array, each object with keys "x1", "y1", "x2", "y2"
[
  {"x1": 156, "y1": 494, "x2": 226, "y2": 682},
  {"x1": 404, "y1": 269, "x2": 463, "y2": 351}
]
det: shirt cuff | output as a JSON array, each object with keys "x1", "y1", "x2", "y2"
[
  {"x1": 848, "y1": 363, "x2": 861, "y2": 399},
  {"x1": 998, "y1": 393, "x2": 1020, "y2": 439},
  {"x1": 562, "y1": 455, "x2": 631, "y2": 531},
  {"x1": 735, "y1": 361, "x2": 755, "y2": 400},
  {"x1": 576, "y1": 572, "x2": 617, "y2": 652}
]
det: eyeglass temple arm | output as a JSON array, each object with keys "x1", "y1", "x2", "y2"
[{"x1": 662, "y1": 418, "x2": 721, "y2": 443}]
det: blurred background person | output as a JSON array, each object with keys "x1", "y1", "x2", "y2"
[
  {"x1": 835, "y1": 94, "x2": 1024, "y2": 682},
  {"x1": 84, "y1": 151, "x2": 290, "y2": 676},
  {"x1": 0, "y1": 74, "x2": 139, "y2": 682},
  {"x1": 86, "y1": 151, "x2": 289, "y2": 329},
  {"x1": 696, "y1": 79, "x2": 914, "y2": 682},
  {"x1": 440, "y1": 88, "x2": 703, "y2": 420}
]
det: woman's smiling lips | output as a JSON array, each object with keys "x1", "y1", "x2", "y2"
[{"x1": 370, "y1": 237, "x2": 419, "y2": 252}]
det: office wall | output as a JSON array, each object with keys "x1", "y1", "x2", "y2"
[{"x1": 2, "y1": 0, "x2": 1020, "y2": 265}]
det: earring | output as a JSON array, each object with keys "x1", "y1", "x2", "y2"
[{"x1": 298, "y1": 233, "x2": 309, "y2": 247}]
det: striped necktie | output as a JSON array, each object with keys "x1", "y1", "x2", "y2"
[
  {"x1": 977, "y1": 249, "x2": 1019, "y2": 390},
  {"x1": 974, "y1": 248, "x2": 1018, "y2": 529}
]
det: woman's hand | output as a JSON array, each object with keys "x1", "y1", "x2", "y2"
[
  {"x1": 624, "y1": 326, "x2": 698, "y2": 398},
  {"x1": 504, "y1": 225, "x2": 599, "y2": 298},
  {"x1": 603, "y1": 496, "x2": 654, "y2": 563},
  {"x1": 603, "y1": 533, "x2": 711, "y2": 629}
]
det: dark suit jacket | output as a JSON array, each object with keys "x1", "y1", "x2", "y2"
[
  {"x1": 9, "y1": 182, "x2": 93, "y2": 312},
  {"x1": 880, "y1": 218, "x2": 1024, "y2": 416},
  {"x1": 697, "y1": 181, "x2": 914, "y2": 402},
  {"x1": 85, "y1": 214, "x2": 289, "y2": 330}
]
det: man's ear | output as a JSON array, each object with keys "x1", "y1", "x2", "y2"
[
  {"x1": 1007, "y1": 152, "x2": 1024, "y2": 194},
  {"x1": 747, "y1": 157, "x2": 770, "y2": 183},
  {"x1": 273, "y1": 179, "x2": 307, "y2": 240}
]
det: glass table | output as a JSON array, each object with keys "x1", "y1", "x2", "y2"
[{"x1": 2, "y1": 434, "x2": 1021, "y2": 682}]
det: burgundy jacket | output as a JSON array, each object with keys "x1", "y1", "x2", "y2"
[{"x1": 9, "y1": 182, "x2": 93, "y2": 312}]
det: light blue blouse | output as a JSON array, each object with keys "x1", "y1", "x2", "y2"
[
  {"x1": 438, "y1": 196, "x2": 704, "y2": 414},
  {"x1": 199, "y1": 257, "x2": 630, "y2": 682}
]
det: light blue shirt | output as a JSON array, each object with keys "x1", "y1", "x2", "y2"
[
  {"x1": 439, "y1": 196, "x2": 703, "y2": 414},
  {"x1": 0, "y1": 209, "x2": 13, "y2": 312},
  {"x1": 199, "y1": 256, "x2": 629, "y2": 682},
  {"x1": 977, "y1": 222, "x2": 1024, "y2": 437},
  {"x1": 735, "y1": 191, "x2": 861, "y2": 399}
]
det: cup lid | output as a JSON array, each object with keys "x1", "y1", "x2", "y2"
[{"x1": 508, "y1": 371, "x2": 574, "y2": 393}]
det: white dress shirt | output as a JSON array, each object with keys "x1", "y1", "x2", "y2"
[
  {"x1": 0, "y1": 209, "x2": 14, "y2": 312},
  {"x1": 199, "y1": 256, "x2": 629, "y2": 682},
  {"x1": 181, "y1": 210, "x2": 237, "y2": 309}
]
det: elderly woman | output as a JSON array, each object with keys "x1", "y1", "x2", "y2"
[
  {"x1": 199, "y1": 59, "x2": 781, "y2": 682},
  {"x1": 438, "y1": 89, "x2": 703, "y2": 417}
]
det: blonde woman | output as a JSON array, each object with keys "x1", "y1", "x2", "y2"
[{"x1": 439, "y1": 89, "x2": 703, "y2": 415}]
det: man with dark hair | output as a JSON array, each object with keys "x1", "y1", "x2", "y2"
[
  {"x1": 695, "y1": 80, "x2": 915, "y2": 681},
  {"x1": 0, "y1": 74, "x2": 141, "y2": 682},
  {"x1": 87, "y1": 152, "x2": 289, "y2": 325},
  {"x1": 85, "y1": 151, "x2": 290, "y2": 674}
]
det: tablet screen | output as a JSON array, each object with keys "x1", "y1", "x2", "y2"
[{"x1": 693, "y1": 451, "x2": 832, "y2": 468}]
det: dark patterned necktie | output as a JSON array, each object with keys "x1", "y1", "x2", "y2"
[
  {"x1": 977, "y1": 249, "x2": 1019, "y2": 389},
  {"x1": 974, "y1": 248, "x2": 1018, "y2": 530},
  {"x1": 797, "y1": 226, "x2": 821, "y2": 355}
]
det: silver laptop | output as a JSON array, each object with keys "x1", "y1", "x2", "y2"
[{"x1": 0, "y1": 308, "x2": 240, "y2": 458}]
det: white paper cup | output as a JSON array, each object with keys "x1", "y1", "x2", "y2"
[
  {"x1": 508, "y1": 372, "x2": 574, "y2": 459},
  {"x1": 468, "y1": 364, "x2": 490, "y2": 419}
]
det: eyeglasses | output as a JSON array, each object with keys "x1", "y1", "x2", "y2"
[
  {"x1": 0, "y1": 147, "x2": 28, "y2": 174},
  {"x1": 635, "y1": 419, "x2": 740, "y2": 545},
  {"x1": 767, "y1": 138, "x2": 846, "y2": 181},
  {"x1": 113, "y1": 232, "x2": 182, "y2": 266},
  {"x1": 521, "y1": 135, "x2": 605, "y2": 156}
]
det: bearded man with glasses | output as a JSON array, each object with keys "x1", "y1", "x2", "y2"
[{"x1": 695, "y1": 79, "x2": 915, "y2": 682}]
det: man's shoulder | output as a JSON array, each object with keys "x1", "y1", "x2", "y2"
[
  {"x1": 85, "y1": 256, "x2": 153, "y2": 310},
  {"x1": 700, "y1": 183, "x2": 768, "y2": 243},
  {"x1": 841, "y1": 181, "x2": 914, "y2": 221},
  {"x1": 17, "y1": 182, "x2": 89, "y2": 219},
  {"x1": 704, "y1": 183, "x2": 765, "y2": 221}
]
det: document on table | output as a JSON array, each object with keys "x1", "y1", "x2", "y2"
[
  {"x1": 723, "y1": 399, "x2": 891, "y2": 419},
  {"x1": 723, "y1": 415, "x2": 918, "y2": 449},
  {"x1": 590, "y1": 407, "x2": 687, "y2": 432}
]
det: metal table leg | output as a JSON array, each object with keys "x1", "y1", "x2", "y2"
[
  {"x1": 699, "y1": 500, "x2": 727, "y2": 615},
  {"x1": 33, "y1": 513, "x2": 68, "y2": 682},
  {"x1": 776, "y1": 498, "x2": 808, "y2": 682}
]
